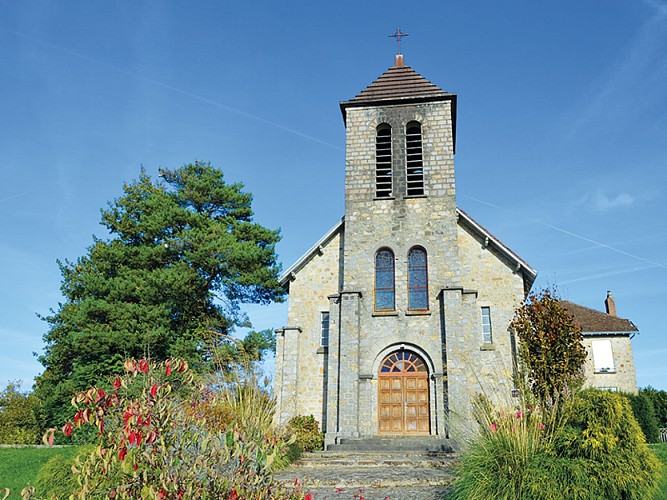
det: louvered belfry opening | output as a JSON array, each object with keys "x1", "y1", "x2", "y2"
[
  {"x1": 375, "y1": 124, "x2": 392, "y2": 198},
  {"x1": 405, "y1": 121, "x2": 424, "y2": 196}
]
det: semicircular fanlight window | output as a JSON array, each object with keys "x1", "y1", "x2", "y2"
[{"x1": 380, "y1": 351, "x2": 427, "y2": 374}]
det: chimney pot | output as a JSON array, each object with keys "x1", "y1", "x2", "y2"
[{"x1": 605, "y1": 291, "x2": 617, "y2": 316}]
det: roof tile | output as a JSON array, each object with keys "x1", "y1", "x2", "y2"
[
  {"x1": 561, "y1": 301, "x2": 638, "y2": 333},
  {"x1": 343, "y1": 65, "x2": 451, "y2": 106}
]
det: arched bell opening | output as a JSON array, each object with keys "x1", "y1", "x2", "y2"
[{"x1": 378, "y1": 350, "x2": 430, "y2": 435}]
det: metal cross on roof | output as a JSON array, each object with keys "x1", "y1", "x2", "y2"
[{"x1": 389, "y1": 27, "x2": 409, "y2": 55}]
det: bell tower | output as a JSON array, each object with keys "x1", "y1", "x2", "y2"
[
  {"x1": 339, "y1": 54, "x2": 459, "y2": 293},
  {"x1": 324, "y1": 52, "x2": 459, "y2": 444}
]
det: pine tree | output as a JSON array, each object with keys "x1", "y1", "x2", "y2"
[{"x1": 35, "y1": 162, "x2": 284, "y2": 427}]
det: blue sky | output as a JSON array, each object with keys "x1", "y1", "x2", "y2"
[{"x1": 1, "y1": 1, "x2": 666, "y2": 392}]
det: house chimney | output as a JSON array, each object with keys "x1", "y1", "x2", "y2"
[{"x1": 605, "y1": 291, "x2": 616, "y2": 316}]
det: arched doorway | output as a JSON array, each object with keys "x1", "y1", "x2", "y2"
[{"x1": 378, "y1": 350, "x2": 430, "y2": 435}]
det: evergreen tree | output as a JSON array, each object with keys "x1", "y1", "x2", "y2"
[
  {"x1": 626, "y1": 391, "x2": 660, "y2": 442},
  {"x1": 35, "y1": 162, "x2": 284, "y2": 427}
]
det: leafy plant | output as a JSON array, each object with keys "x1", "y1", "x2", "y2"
[
  {"x1": 287, "y1": 415, "x2": 324, "y2": 453},
  {"x1": 40, "y1": 358, "x2": 305, "y2": 499},
  {"x1": 510, "y1": 288, "x2": 586, "y2": 406}
]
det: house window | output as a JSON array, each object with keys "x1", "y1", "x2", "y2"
[
  {"x1": 407, "y1": 247, "x2": 428, "y2": 310},
  {"x1": 375, "y1": 249, "x2": 395, "y2": 311},
  {"x1": 320, "y1": 312, "x2": 330, "y2": 346},
  {"x1": 481, "y1": 307, "x2": 492, "y2": 343},
  {"x1": 405, "y1": 121, "x2": 424, "y2": 196},
  {"x1": 592, "y1": 339, "x2": 615, "y2": 373},
  {"x1": 376, "y1": 124, "x2": 392, "y2": 198}
]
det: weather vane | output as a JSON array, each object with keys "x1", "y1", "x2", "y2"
[{"x1": 389, "y1": 27, "x2": 409, "y2": 55}]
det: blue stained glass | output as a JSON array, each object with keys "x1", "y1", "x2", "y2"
[
  {"x1": 376, "y1": 290, "x2": 395, "y2": 311},
  {"x1": 375, "y1": 249, "x2": 395, "y2": 311},
  {"x1": 408, "y1": 247, "x2": 429, "y2": 310},
  {"x1": 376, "y1": 270, "x2": 394, "y2": 288},
  {"x1": 409, "y1": 290, "x2": 428, "y2": 310}
]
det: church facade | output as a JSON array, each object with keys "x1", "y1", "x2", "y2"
[{"x1": 274, "y1": 55, "x2": 637, "y2": 445}]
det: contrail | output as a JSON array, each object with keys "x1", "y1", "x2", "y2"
[
  {"x1": 460, "y1": 194, "x2": 667, "y2": 270},
  {"x1": 0, "y1": 25, "x2": 343, "y2": 152}
]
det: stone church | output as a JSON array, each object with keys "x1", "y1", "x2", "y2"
[{"x1": 274, "y1": 54, "x2": 638, "y2": 445}]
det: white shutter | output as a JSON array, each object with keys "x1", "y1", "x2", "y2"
[{"x1": 592, "y1": 339, "x2": 615, "y2": 372}]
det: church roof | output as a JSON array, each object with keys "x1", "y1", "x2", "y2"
[
  {"x1": 341, "y1": 62, "x2": 452, "y2": 108},
  {"x1": 561, "y1": 301, "x2": 638, "y2": 336},
  {"x1": 339, "y1": 56, "x2": 458, "y2": 151},
  {"x1": 279, "y1": 209, "x2": 537, "y2": 290}
]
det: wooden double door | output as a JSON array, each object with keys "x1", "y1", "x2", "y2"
[{"x1": 378, "y1": 351, "x2": 430, "y2": 435}]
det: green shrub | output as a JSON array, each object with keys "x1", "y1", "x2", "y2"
[
  {"x1": 0, "y1": 382, "x2": 41, "y2": 444},
  {"x1": 625, "y1": 391, "x2": 660, "y2": 443},
  {"x1": 450, "y1": 390, "x2": 662, "y2": 499},
  {"x1": 553, "y1": 390, "x2": 661, "y2": 499},
  {"x1": 287, "y1": 415, "x2": 324, "y2": 453},
  {"x1": 642, "y1": 386, "x2": 667, "y2": 428}
]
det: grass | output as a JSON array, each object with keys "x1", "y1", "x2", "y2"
[
  {"x1": 651, "y1": 443, "x2": 667, "y2": 500},
  {"x1": 0, "y1": 446, "x2": 79, "y2": 498}
]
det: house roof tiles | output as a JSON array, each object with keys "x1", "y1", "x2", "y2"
[{"x1": 561, "y1": 301, "x2": 638, "y2": 334}]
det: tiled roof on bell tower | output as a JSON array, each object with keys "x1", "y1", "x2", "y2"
[
  {"x1": 341, "y1": 55, "x2": 452, "y2": 111},
  {"x1": 339, "y1": 54, "x2": 457, "y2": 151}
]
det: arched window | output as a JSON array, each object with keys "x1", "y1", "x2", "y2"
[
  {"x1": 375, "y1": 249, "x2": 395, "y2": 311},
  {"x1": 405, "y1": 121, "x2": 424, "y2": 196},
  {"x1": 408, "y1": 247, "x2": 429, "y2": 310},
  {"x1": 376, "y1": 124, "x2": 392, "y2": 198}
]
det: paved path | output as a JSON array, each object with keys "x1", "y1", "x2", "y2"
[{"x1": 274, "y1": 451, "x2": 456, "y2": 499}]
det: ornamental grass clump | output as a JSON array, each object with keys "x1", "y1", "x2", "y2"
[
  {"x1": 449, "y1": 395, "x2": 556, "y2": 499},
  {"x1": 451, "y1": 391, "x2": 661, "y2": 500},
  {"x1": 35, "y1": 358, "x2": 306, "y2": 500}
]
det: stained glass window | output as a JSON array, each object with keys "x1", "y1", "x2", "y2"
[
  {"x1": 375, "y1": 249, "x2": 395, "y2": 311},
  {"x1": 380, "y1": 351, "x2": 427, "y2": 373},
  {"x1": 408, "y1": 247, "x2": 428, "y2": 310}
]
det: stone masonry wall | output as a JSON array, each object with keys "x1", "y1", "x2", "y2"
[
  {"x1": 449, "y1": 222, "x2": 527, "y2": 432},
  {"x1": 581, "y1": 336, "x2": 638, "y2": 394},
  {"x1": 275, "y1": 230, "x2": 342, "y2": 426}
]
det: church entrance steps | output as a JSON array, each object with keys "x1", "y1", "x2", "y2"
[
  {"x1": 327, "y1": 436, "x2": 456, "y2": 453},
  {"x1": 273, "y1": 448, "x2": 458, "y2": 500},
  {"x1": 290, "y1": 450, "x2": 455, "y2": 468}
]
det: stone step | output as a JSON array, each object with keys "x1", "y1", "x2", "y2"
[
  {"x1": 274, "y1": 448, "x2": 458, "y2": 495},
  {"x1": 327, "y1": 436, "x2": 455, "y2": 453},
  {"x1": 293, "y1": 451, "x2": 456, "y2": 468},
  {"x1": 298, "y1": 485, "x2": 451, "y2": 500},
  {"x1": 275, "y1": 463, "x2": 455, "y2": 488}
]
